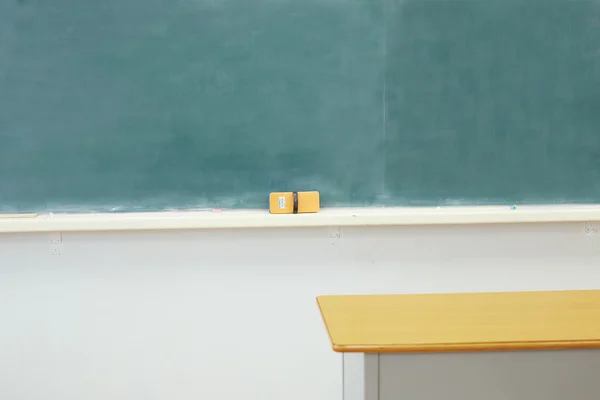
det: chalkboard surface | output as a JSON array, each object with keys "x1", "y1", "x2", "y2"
[{"x1": 1, "y1": 0, "x2": 599, "y2": 213}]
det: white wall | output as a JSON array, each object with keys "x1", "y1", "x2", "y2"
[{"x1": 0, "y1": 222, "x2": 599, "y2": 400}]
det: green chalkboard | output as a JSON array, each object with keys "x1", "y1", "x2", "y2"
[{"x1": 1, "y1": 0, "x2": 599, "y2": 213}]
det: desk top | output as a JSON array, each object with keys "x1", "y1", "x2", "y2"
[{"x1": 317, "y1": 290, "x2": 600, "y2": 353}]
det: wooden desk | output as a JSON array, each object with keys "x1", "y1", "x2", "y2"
[{"x1": 317, "y1": 290, "x2": 600, "y2": 400}]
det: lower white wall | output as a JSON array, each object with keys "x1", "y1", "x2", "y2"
[{"x1": 0, "y1": 222, "x2": 599, "y2": 400}]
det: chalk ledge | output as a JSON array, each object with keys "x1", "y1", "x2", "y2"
[{"x1": 0, "y1": 205, "x2": 600, "y2": 233}]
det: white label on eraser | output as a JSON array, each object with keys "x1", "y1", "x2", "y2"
[{"x1": 278, "y1": 196, "x2": 286, "y2": 209}]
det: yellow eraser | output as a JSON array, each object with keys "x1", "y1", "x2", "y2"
[{"x1": 269, "y1": 191, "x2": 320, "y2": 214}]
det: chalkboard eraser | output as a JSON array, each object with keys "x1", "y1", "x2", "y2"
[{"x1": 269, "y1": 191, "x2": 320, "y2": 214}]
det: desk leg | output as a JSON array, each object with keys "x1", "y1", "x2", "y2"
[{"x1": 343, "y1": 353, "x2": 379, "y2": 400}]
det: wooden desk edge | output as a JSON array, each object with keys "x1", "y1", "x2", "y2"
[
  {"x1": 317, "y1": 293, "x2": 600, "y2": 354},
  {"x1": 331, "y1": 340, "x2": 600, "y2": 354},
  {"x1": 317, "y1": 297, "x2": 338, "y2": 351}
]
